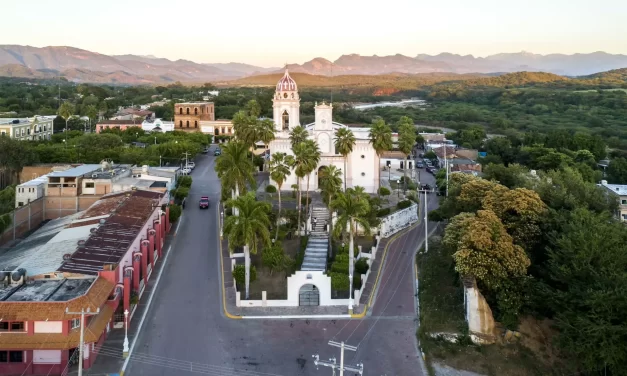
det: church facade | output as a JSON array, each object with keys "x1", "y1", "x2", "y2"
[{"x1": 268, "y1": 70, "x2": 380, "y2": 194}]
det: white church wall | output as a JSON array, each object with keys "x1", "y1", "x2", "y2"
[{"x1": 349, "y1": 142, "x2": 378, "y2": 194}]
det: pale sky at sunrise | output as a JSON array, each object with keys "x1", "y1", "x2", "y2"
[{"x1": 2, "y1": 0, "x2": 626, "y2": 67}]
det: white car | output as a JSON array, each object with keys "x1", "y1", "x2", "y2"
[
  {"x1": 187, "y1": 162, "x2": 195, "y2": 169},
  {"x1": 182, "y1": 167, "x2": 192, "y2": 175}
]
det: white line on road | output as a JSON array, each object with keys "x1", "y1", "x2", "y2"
[
  {"x1": 174, "y1": 216, "x2": 182, "y2": 235},
  {"x1": 121, "y1": 240, "x2": 174, "y2": 374}
]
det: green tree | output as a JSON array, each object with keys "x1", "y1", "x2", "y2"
[
  {"x1": 261, "y1": 241, "x2": 291, "y2": 276},
  {"x1": 368, "y1": 119, "x2": 393, "y2": 189},
  {"x1": 215, "y1": 140, "x2": 255, "y2": 205},
  {"x1": 269, "y1": 152, "x2": 294, "y2": 240},
  {"x1": 319, "y1": 165, "x2": 343, "y2": 256},
  {"x1": 224, "y1": 192, "x2": 271, "y2": 300},
  {"x1": 607, "y1": 157, "x2": 627, "y2": 184},
  {"x1": 293, "y1": 140, "x2": 320, "y2": 239},
  {"x1": 331, "y1": 188, "x2": 372, "y2": 310},
  {"x1": 289, "y1": 126, "x2": 308, "y2": 148},
  {"x1": 397, "y1": 116, "x2": 416, "y2": 186},
  {"x1": 58, "y1": 101, "x2": 75, "y2": 135},
  {"x1": 334, "y1": 127, "x2": 356, "y2": 191},
  {"x1": 84, "y1": 105, "x2": 98, "y2": 132}
]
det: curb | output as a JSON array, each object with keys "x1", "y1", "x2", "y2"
[{"x1": 217, "y1": 206, "x2": 243, "y2": 320}]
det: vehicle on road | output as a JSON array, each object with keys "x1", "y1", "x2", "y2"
[
  {"x1": 214, "y1": 148, "x2": 221, "y2": 156},
  {"x1": 416, "y1": 161, "x2": 424, "y2": 168},
  {"x1": 421, "y1": 184, "x2": 432, "y2": 192},
  {"x1": 426, "y1": 167, "x2": 435, "y2": 174},
  {"x1": 182, "y1": 167, "x2": 192, "y2": 175},
  {"x1": 199, "y1": 196, "x2": 209, "y2": 209},
  {"x1": 187, "y1": 161, "x2": 195, "y2": 169},
  {"x1": 201, "y1": 148, "x2": 208, "y2": 154}
]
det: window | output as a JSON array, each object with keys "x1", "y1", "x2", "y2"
[
  {"x1": 179, "y1": 121, "x2": 183, "y2": 128},
  {"x1": 179, "y1": 108, "x2": 183, "y2": 114},
  {"x1": 622, "y1": 199, "x2": 627, "y2": 205},
  {"x1": 1, "y1": 131, "x2": 5, "y2": 135},
  {"x1": 71, "y1": 318, "x2": 80, "y2": 329},
  {"x1": 194, "y1": 121, "x2": 198, "y2": 128},
  {"x1": 18, "y1": 202, "x2": 23, "y2": 207},
  {"x1": 186, "y1": 108, "x2": 190, "y2": 115},
  {"x1": 194, "y1": 108, "x2": 198, "y2": 115},
  {"x1": 0, "y1": 352, "x2": 6, "y2": 362},
  {"x1": 9, "y1": 351, "x2": 23, "y2": 363},
  {"x1": 85, "y1": 182, "x2": 95, "y2": 188},
  {"x1": 10, "y1": 322, "x2": 24, "y2": 331},
  {"x1": 186, "y1": 121, "x2": 190, "y2": 128},
  {"x1": 0, "y1": 322, "x2": 8, "y2": 331}
]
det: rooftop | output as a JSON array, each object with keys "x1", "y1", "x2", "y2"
[
  {"x1": 175, "y1": 101, "x2": 213, "y2": 106},
  {"x1": 48, "y1": 164, "x2": 102, "y2": 178},
  {"x1": 57, "y1": 190, "x2": 164, "y2": 275},
  {"x1": 19, "y1": 173, "x2": 50, "y2": 187},
  {"x1": 598, "y1": 181, "x2": 627, "y2": 195},
  {"x1": 97, "y1": 119, "x2": 142, "y2": 125}
]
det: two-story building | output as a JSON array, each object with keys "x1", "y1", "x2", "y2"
[
  {"x1": 0, "y1": 116, "x2": 53, "y2": 141},
  {"x1": 174, "y1": 102, "x2": 214, "y2": 131},
  {"x1": 0, "y1": 189, "x2": 171, "y2": 375},
  {"x1": 598, "y1": 180, "x2": 627, "y2": 221}
]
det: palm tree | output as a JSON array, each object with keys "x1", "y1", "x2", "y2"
[
  {"x1": 369, "y1": 119, "x2": 393, "y2": 190},
  {"x1": 224, "y1": 193, "x2": 271, "y2": 300},
  {"x1": 292, "y1": 141, "x2": 317, "y2": 239},
  {"x1": 300, "y1": 139, "x2": 321, "y2": 232},
  {"x1": 318, "y1": 165, "x2": 343, "y2": 257},
  {"x1": 289, "y1": 126, "x2": 308, "y2": 148},
  {"x1": 331, "y1": 188, "x2": 372, "y2": 311},
  {"x1": 269, "y1": 152, "x2": 294, "y2": 240},
  {"x1": 58, "y1": 102, "x2": 75, "y2": 137},
  {"x1": 85, "y1": 105, "x2": 98, "y2": 132},
  {"x1": 215, "y1": 140, "x2": 256, "y2": 212},
  {"x1": 334, "y1": 127, "x2": 356, "y2": 191},
  {"x1": 397, "y1": 116, "x2": 416, "y2": 192},
  {"x1": 255, "y1": 119, "x2": 275, "y2": 171}
]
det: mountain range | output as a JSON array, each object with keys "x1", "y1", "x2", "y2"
[{"x1": 1, "y1": 45, "x2": 626, "y2": 85}]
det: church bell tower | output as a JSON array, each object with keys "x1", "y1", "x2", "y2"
[{"x1": 272, "y1": 69, "x2": 300, "y2": 132}]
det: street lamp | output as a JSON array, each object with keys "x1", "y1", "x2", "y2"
[
  {"x1": 396, "y1": 179, "x2": 400, "y2": 198},
  {"x1": 63, "y1": 139, "x2": 66, "y2": 148},
  {"x1": 123, "y1": 309, "x2": 129, "y2": 358},
  {"x1": 220, "y1": 211, "x2": 224, "y2": 238}
]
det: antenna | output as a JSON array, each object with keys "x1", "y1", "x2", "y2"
[{"x1": 330, "y1": 63, "x2": 334, "y2": 104}]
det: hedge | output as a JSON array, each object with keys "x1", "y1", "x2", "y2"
[{"x1": 397, "y1": 200, "x2": 413, "y2": 210}]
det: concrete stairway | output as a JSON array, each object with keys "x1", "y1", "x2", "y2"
[{"x1": 301, "y1": 206, "x2": 330, "y2": 271}]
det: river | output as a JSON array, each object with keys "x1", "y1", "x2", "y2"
[{"x1": 352, "y1": 99, "x2": 427, "y2": 110}]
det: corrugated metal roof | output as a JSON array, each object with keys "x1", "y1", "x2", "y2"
[{"x1": 48, "y1": 164, "x2": 102, "y2": 178}]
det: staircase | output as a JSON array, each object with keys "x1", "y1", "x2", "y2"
[{"x1": 301, "y1": 206, "x2": 330, "y2": 271}]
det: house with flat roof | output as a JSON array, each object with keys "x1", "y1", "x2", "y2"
[
  {"x1": 15, "y1": 174, "x2": 50, "y2": 208},
  {"x1": 0, "y1": 189, "x2": 171, "y2": 375}
]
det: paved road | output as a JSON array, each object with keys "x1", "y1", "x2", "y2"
[{"x1": 124, "y1": 150, "x2": 437, "y2": 376}]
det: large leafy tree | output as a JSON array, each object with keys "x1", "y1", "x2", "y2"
[
  {"x1": 331, "y1": 188, "x2": 371, "y2": 310},
  {"x1": 397, "y1": 116, "x2": 416, "y2": 188},
  {"x1": 334, "y1": 127, "x2": 356, "y2": 191},
  {"x1": 215, "y1": 140, "x2": 255, "y2": 206},
  {"x1": 289, "y1": 126, "x2": 308, "y2": 148},
  {"x1": 543, "y1": 209, "x2": 627, "y2": 375},
  {"x1": 368, "y1": 119, "x2": 393, "y2": 189},
  {"x1": 223, "y1": 192, "x2": 271, "y2": 300},
  {"x1": 269, "y1": 152, "x2": 294, "y2": 240},
  {"x1": 318, "y1": 165, "x2": 343, "y2": 256}
]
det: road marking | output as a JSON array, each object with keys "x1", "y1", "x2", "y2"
[
  {"x1": 242, "y1": 314, "x2": 352, "y2": 320},
  {"x1": 174, "y1": 216, "x2": 182, "y2": 235},
  {"x1": 121, "y1": 224, "x2": 178, "y2": 374},
  {"x1": 218, "y1": 206, "x2": 243, "y2": 320}
]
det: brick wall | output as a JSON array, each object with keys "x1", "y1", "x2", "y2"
[{"x1": 44, "y1": 196, "x2": 102, "y2": 220}]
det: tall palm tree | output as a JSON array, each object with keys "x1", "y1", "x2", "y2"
[
  {"x1": 300, "y1": 139, "x2": 321, "y2": 232},
  {"x1": 397, "y1": 116, "x2": 416, "y2": 191},
  {"x1": 215, "y1": 140, "x2": 256, "y2": 213},
  {"x1": 269, "y1": 152, "x2": 294, "y2": 240},
  {"x1": 368, "y1": 119, "x2": 393, "y2": 190},
  {"x1": 334, "y1": 127, "x2": 356, "y2": 191},
  {"x1": 318, "y1": 165, "x2": 343, "y2": 257},
  {"x1": 289, "y1": 126, "x2": 308, "y2": 148},
  {"x1": 255, "y1": 119, "x2": 275, "y2": 171},
  {"x1": 58, "y1": 101, "x2": 75, "y2": 136},
  {"x1": 292, "y1": 141, "x2": 317, "y2": 239},
  {"x1": 85, "y1": 105, "x2": 98, "y2": 132},
  {"x1": 224, "y1": 193, "x2": 271, "y2": 300},
  {"x1": 331, "y1": 188, "x2": 371, "y2": 311}
]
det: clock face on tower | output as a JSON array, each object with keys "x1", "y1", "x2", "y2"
[{"x1": 283, "y1": 93, "x2": 288, "y2": 98}]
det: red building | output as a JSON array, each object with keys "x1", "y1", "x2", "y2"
[
  {"x1": 0, "y1": 189, "x2": 171, "y2": 375},
  {"x1": 95, "y1": 119, "x2": 142, "y2": 133}
]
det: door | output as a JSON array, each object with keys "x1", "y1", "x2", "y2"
[{"x1": 299, "y1": 284, "x2": 320, "y2": 306}]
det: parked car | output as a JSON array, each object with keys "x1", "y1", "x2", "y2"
[
  {"x1": 214, "y1": 148, "x2": 222, "y2": 156},
  {"x1": 187, "y1": 161, "x2": 195, "y2": 169},
  {"x1": 426, "y1": 167, "x2": 435, "y2": 174},
  {"x1": 182, "y1": 167, "x2": 192, "y2": 175},
  {"x1": 199, "y1": 196, "x2": 209, "y2": 209},
  {"x1": 201, "y1": 148, "x2": 209, "y2": 154},
  {"x1": 416, "y1": 161, "x2": 424, "y2": 168}
]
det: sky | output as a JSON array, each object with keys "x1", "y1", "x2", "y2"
[{"x1": 2, "y1": 0, "x2": 626, "y2": 67}]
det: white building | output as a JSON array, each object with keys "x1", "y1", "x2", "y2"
[
  {"x1": 268, "y1": 70, "x2": 379, "y2": 193},
  {"x1": 597, "y1": 180, "x2": 627, "y2": 221},
  {"x1": 0, "y1": 116, "x2": 53, "y2": 141},
  {"x1": 142, "y1": 118, "x2": 174, "y2": 133},
  {"x1": 15, "y1": 174, "x2": 49, "y2": 207}
]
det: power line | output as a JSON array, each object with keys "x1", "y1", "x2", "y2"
[
  {"x1": 312, "y1": 341, "x2": 363, "y2": 376},
  {"x1": 65, "y1": 306, "x2": 100, "y2": 376}
]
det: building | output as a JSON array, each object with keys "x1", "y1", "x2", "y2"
[
  {"x1": 200, "y1": 119, "x2": 234, "y2": 138},
  {"x1": 15, "y1": 174, "x2": 49, "y2": 208},
  {"x1": 20, "y1": 165, "x2": 77, "y2": 184},
  {"x1": 95, "y1": 119, "x2": 142, "y2": 133},
  {"x1": 174, "y1": 102, "x2": 215, "y2": 131},
  {"x1": 0, "y1": 116, "x2": 53, "y2": 141},
  {"x1": 111, "y1": 108, "x2": 154, "y2": 121},
  {"x1": 0, "y1": 189, "x2": 170, "y2": 375},
  {"x1": 598, "y1": 180, "x2": 627, "y2": 221},
  {"x1": 141, "y1": 118, "x2": 174, "y2": 133},
  {"x1": 268, "y1": 70, "x2": 379, "y2": 193}
]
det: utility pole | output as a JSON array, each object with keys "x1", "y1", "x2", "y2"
[
  {"x1": 65, "y1": 307, "x2": 100, "y2": 376},
  {"x1": 182, "y1": 151, "x2": 191, "y2": 168},
  {"x1": 445, "y1": 145, "x2": 449, "y2": 197},
  {"x1": 313, "y1": 341, "x2": 363, "y2": 376},
  {"x1": 417, "y1": 188, "x2": 430, "y2": 252}
]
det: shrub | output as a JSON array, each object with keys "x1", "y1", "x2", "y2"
[
  {"x1": 177, "y1": 175, "x2": 193, "y2": 188},
  {"x1": 353, "y1": 274, "x2": 363, "y2": 290},
  {"x1": 397, "y1": 200, "x2": 412, "y2": 210},
  {"x1": 174, "y1": 187, "x2": 190, "y2": 201},
  {"x1": 377, "y1": 207, "x2": 391, "y2": 217},
  {"x1": 378, "y1": 186, "x2": 391, "y2": 197},
  {"x1": 330, "y1": 272, "x2": 350, "y2": 291},
  {"x1": 169, "y1": 204, "x2": 182, "y2": 223},
  {"x1": 265, "y1": 185, "x2": 277, "y2": 194},
  {"x1": 355, "y1": 258, "x2": 370, "y2": 274},
  {"x1": 300, "y1": 196, "x2": 311, "y2": 205},
  {"x1": 233, "y1": 265, "x2": 257, "y2": 287},
  {"x1": 331, "y1": 253, "x2": 350, "y2": 274},
  {"x1": 407, "y1": 181, "x2": 418, "y2": 190}
]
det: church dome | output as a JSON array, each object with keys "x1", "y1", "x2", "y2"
[{"x1": 276, "y1": 69, "x2": 297, "y2": 92}]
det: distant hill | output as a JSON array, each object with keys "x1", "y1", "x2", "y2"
[
  {"x1": 579, "y1": 68, "x2": 627, "y2": 84},
  {"x1": 0, "y1": 45, "x2": 626, "y2": 85}
]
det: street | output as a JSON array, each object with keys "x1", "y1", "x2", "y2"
[{"x1": 119, "y1": 149, "x2": 438, "y2": 376}]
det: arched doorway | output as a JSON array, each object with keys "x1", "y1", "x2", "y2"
[
  {"x1": 317, "y1": 165, "x2": 327, "y2": 189},
  {"x1": 282, "y1": 110, "x2": 289, "y2": 130},
  {"x1": 299, "y1": 284, "x2": 319, "y2": 306}
]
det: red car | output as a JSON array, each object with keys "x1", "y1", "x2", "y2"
[{"x1": 199, "y1": 196, "x2": 209, "y2": 209}]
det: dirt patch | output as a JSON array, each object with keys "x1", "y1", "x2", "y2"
[{"x1": 247, "y1": 237, "x2": 302, "y2": 300}]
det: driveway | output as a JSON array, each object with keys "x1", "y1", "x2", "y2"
[{"x1": 122, "y1": 148, "x2": 434, "y2": 376}]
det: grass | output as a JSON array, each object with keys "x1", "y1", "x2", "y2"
[{"x1": 416, "y1": 241, "x2": 568, "y2": 376}]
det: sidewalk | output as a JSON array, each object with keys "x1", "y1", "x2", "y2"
[{"x1": 73, "y1": 232, "x2": 177, "y2": 375}]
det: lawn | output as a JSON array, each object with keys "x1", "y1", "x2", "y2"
[{"x1": 416, "y1": 240, "x2": 572, "y2": 376}]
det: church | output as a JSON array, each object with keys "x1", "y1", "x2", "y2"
[{"x1": 268, "y1": 69, "x2": 380, "y2": 194}]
